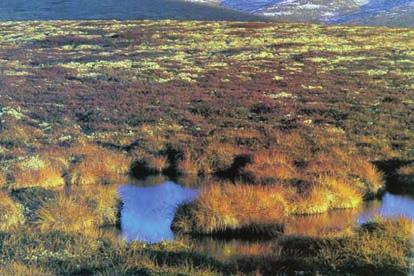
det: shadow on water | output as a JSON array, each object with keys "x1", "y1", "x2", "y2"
[{"x1": 117, "y1": 175, "x2": 414, "y2": 260}]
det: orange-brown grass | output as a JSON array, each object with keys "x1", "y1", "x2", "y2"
[
  {"x1": 178, "y1": 142, "x2": 240, "y2": 176},
  {"x1": 177, "y1": 150, "x2": 199, "y2": 175},
  {"x1": 69, "y1": 143, "x2": 130, "y2": 185},
  {"x1": 397, "y1": 164, "x2": 414, "y2": 186},
  {"x1": 291, "y1": 185, "x2": 331, "y2": 215},
  {"x1": 0, "y1": 171, "x2": 6, "y2": 187},
  {"x1": 243, "y1": 151, "x2": 298, "y2": 183},
  {"x1": 175, "y1": 177, "x2": 363, "y2": 234},
  {"x1": 173, "y1": 182, "x2": 290, "y2": 234},
  {"x1": 317, "y1": 176, "x2": 362, "y2": 209},
  {"x1": 78, "y1": 185, "x2": 120, "y2": 226},
  {"x1": 0, "y1": 191, "x2": 24, "y2": 231},
  {"x1": 36, "y1": 195, "x2": 97, "y2": 235},
  {"x1": 11, "y1": 155, "x2": 65, "y2": 189},
  {"x1": 305, "y1": 149, "x2": 384, "y2": 197},
  {"x1": 145, "y1": 155, "x2": 169, "y2": 173}
]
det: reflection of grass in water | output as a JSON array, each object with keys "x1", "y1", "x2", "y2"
[
  {"x1": 283, "y1": 208, "x2": 362, "y2": 237},
  {"x1": 184, "y1": 236, "x2": 276, "y2": 261}
]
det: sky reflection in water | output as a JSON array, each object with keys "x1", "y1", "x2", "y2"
[{"x1": 118, "y1": 181, "x2": 198, "y2": 243}]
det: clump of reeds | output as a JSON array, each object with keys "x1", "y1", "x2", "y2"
[
  {"x1": 0, "y1": 171, "x2": 6, "y2": 187},
  {"x1": 173, "y1": 181, "x2": 289, "y2": 234},
  {"x1": 0, "y1": 191, "x2": 25, "y2": 231},
  {"x1": 36, "y1": 195, "x2": 97, "y2": 235},
  {"x1": 177, "y1": 142, "x2": 240, "y2": 176},
  {"x1": 69, "y1": 143, "x2": 130, "y2": 185},
  {"x1": 11, "y1": 155, "x2": 65, "y2": 189},
  {"x1": 397, "y1": 164, "x2": 414, "y2": 187},
  {"x1": 36, "y1": 185, "x2": 121, "y2": 235}
]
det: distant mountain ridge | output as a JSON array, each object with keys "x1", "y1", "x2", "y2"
[
  {"x1": 0, "y1": 0, "x2": 265, "y2": 21},
  {"x1": 187, "y1": 0, "x2": 414, "y2": 27}
]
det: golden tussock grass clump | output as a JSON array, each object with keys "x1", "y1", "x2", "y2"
[
  {"x1": 177, "y1": 149, "x2": 199, "y2": 175},
  {"x1": 288, "y1": 178, "x2": 360, "y2": 215},
  {"x1": 79, "y1": 186, "x2": 120, "y2": 226},
  {"x1": 0, "y1": 262, "x2": 52, "y2": 276},
  {"x1": 0, "y1": 192, "x2": 24, "y2": 231},
  {"x1": 146, "y1": 155, "x2": 169, "y2": 173},
  {"x1": 317, "y1": 176, "x2": 362, "y2": 209},
  {"x1": 0, "y1": 172, "x2": 6, "y2": 187},
  {"x1": 177, "y1": 142, "x2": 240, "y2": 176},
  {"x1": 243, "y1": 150, "x2": 298, "y2": 183},
  {"x1": 397, "y1": 164, "x2": 414, "y2": 186},
  {"x1": 304, "y1": 148, "x2": 384, "y2": 197},
  {"x1": 173, "y1": 182, "x2": 290, "y2": 234},
  {"x1": 290, "y1": 185, "x2": 331, "y2": 215},
  {"x1": 36, "y1": 195, "x2": 97, "y2": 236},
  {"x1": 11, "y1": 155, "x2": 65, "y2": 189},
  {"x1": 69, "y1": 143, "x2": 131, "y2": 185}
]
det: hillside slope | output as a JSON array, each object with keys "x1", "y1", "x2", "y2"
[
  {"x1": 0, "y1": 0, "x2": 265, "y2": 21},
  {"x1": 186, "y1": 0, "x2": 414, "y2": 27}
]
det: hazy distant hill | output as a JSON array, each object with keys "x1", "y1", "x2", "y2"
[
  {"x1": 0, "y1": 0, "x2": 265, "y2": 21},
  {"x1": 330, "y1": 1, "x2": 414, "y2": 27},
  {"x1": 187, "y1": 0, "x2": 414, "y2": 27}
]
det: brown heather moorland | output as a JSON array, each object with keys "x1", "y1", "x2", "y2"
[{"x1": 0, "y1": 20, "x2": 412, "y2": 274}]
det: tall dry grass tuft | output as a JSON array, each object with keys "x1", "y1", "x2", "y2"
[
  {"x1": 243, "y1": 151, "x2": 297, "y2": 183},
  {"x1": 291, "y1": 185, "x2": 331, "y2": 215},
  {"x1": 177, "y1": 149, "x2": 200, "y2": 175},
  {"x1": 173, "y1": 182, "x2": 290, "y2": 234},
  {"x1": 317, "y1": 176, "x2": 362, "y2": 209},
  {"x1": 0, "y1": 171, "x2": 6, "y2": 187},
  {"x1": 397, "y1": 164, "x2": 414, "y2": 186},
  {"x1": 79, "y1": 186, "x2": 120, "y2": 226},
  {"x1": 69, "y1": 143, "x2": 130, "y2": 185},
  {"x1": 177, "y1": 142, "x2": 240, "y2": 176},
  {"x1": 146, "y1": 155, "x2": 169, "y2": 173},
  {"x1": 36, "y1": 195, "x2": 97, "y2": 236},
  {"x1": 11, "y1": 155, "x2": 65, "y2": 189},
  {"x1": 0, "y1": 192, "x2": 25, "y2": 231}
]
